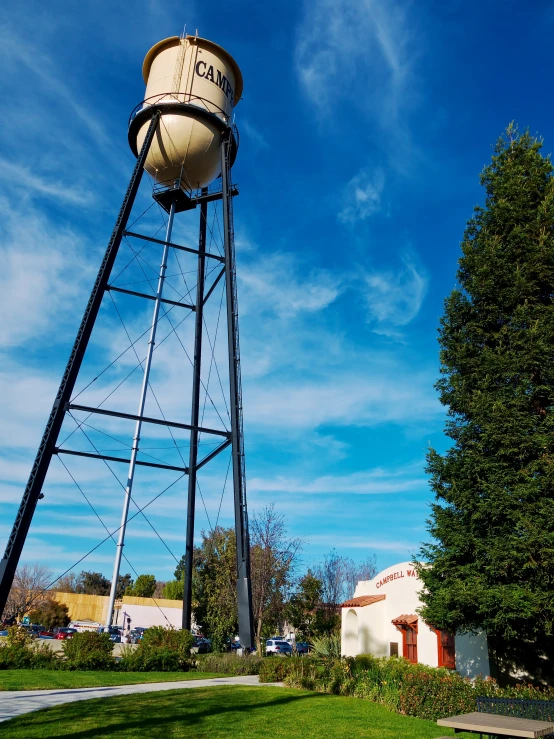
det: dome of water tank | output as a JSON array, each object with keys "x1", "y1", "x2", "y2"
[{"x1": 131, "y1": 35, "x2": 243, "y2": 190}]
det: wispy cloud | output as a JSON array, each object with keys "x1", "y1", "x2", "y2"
[
  {"x1": 241, "y1": 120, "x2": 269, "y2": 150},
  {"x1": 239, "y1": 251, "x2": 343, "y2": 319},
  {"x1": 0, "y1": 158, "x2": 92, "y2": 206},
  {"x1": 304, "y1": 534, "x2": 419, "y2": 553},
  {"x1": 250, "y1": 463, "x2": 427, "y2": 496},
  {"x1": 0, "y1": 197, "x2": 94, "y2": 348},
  {"x1": 338, "y1": 168, "x2": 385, "y2": 224},
  {"x1": 363, "y1": 257, "x2": 428, "y2": 332},
  {"x1": 0, "y1": 27, "x2": 112, "y2": 152},
  {"x1": 295, "y1": 0, "x2": 417, "y2": 127}
]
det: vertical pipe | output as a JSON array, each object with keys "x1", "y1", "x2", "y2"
[
  {"x1": 182, "y1": 189, "x2": 208, "y2": 631},
  {"x1": 220, "y1": 131, "x2": 254, "y2": 649},
  {"x1": 0, "y1": 112, "x2": 160, "y2": 618},
  {"x1": 105, "y1": 200, "x2": 176, "y2": 628}
]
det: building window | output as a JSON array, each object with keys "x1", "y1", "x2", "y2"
[
  {"x1": 403, "y1": 625, "x2": 418, "y2": 663},
  {"x1": 436, "y1": 630, "x2": 455, "y2": 669},
  {"x1": 390, "y1": 642, "x2": 398, "y2": 657}
]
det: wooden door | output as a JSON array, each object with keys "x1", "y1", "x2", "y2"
[
  {"x1": 404, "y1": 626, "x2": 417, "y2": 663},
  {"x1": 437, "y1": 630, "x2": 455, "y2": 669}
]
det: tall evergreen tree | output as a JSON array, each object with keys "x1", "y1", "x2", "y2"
[{"x1": 418, "y1": 127, "x2": 554, "y2": 653}]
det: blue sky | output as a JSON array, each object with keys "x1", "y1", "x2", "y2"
[{"x1": 1, "y1": 0, "x2": 554, "y2": 585}]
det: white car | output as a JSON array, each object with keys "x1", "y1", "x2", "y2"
[{"x1": 266, "y1": 639, "x2": 292, "y2": 656}]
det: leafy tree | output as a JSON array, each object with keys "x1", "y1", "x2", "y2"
[
  {"x1": 250, "y1": 504, "x2": 302, "y2": 651},
  {"x1": 286, "y1": 572, "x2": 324, "y2": 640},
  {"x1": 76, "y1": 571, "x2": 111, "y2": 596},
  {"x1": 193, "y1": 527, "x2": 238, "y2": 650},
  {"x1": 125, "y1": 574, "x2": 156, "y2": 598},
  {"x1": 116, "y1": 574, "x2": 133, "y2": 599},
  {"x1": 28, "y1": 599, "x2": 70, "y2": 629},
  {"x1": 417, "y1": 127, "x2": 554, "y2": 655},
  {"x1": 174, "y1": 556, "x2": 185, "y2": 582},
  {"x1": 162, "y1": 580, "x2": 184, "y2": 600}
]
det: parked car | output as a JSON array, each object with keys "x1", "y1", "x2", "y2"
[
  {"x1": 130, "y1": 627, "x2": 148, "y2": 644},
  {"x1": 192, "y1": 636, "x2": 212, "y2": 654},
  {"x1": 266, "y1": 639, "x2": 293, "y2": 656},
  {"x1": 30, "y1": 624, "x2": 53, "y2": 639},
  {"x1": 295, "y1": 642, "x2": 310, "y2": 655},
  {"x1": 97, "y1": 625, "x2": 122, "y2": 642},
  {"x1": 36, "y1": 627, "x2": 54, "y2": 639},
  {"x1": 54, "y1": 627, "x2": 77, "y2": 640}
]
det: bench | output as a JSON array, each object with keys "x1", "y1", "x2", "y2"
[{"x1": 477, "y1": 696, "x2": 554, "y2": 737}]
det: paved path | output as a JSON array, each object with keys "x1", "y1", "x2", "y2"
[{"x1": 0, "y1": 675, "x2": 282, "y2": 723}]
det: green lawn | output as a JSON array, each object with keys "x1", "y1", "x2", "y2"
[
  {"x1": 0, "y1": 670, "x2": 223, "y2": 691},
  {"x1": 0, "y1": 685, "x2": 474, "y2": 738}
]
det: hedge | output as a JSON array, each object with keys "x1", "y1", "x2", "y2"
[
  {"x1": 0, "y1": 625, "x2": 196, "y2": 673},
  {"x1": 260, "y1": 654, "x2": 554, "y2": 722},
  {"x1": 195, "y1": 653, "x2": 263, "y2": 675}
]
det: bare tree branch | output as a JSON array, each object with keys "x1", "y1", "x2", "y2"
[{"x1": 2, "y1": 563, "x2": 52, "y2": 621}]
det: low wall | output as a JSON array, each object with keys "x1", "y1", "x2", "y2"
[
  {"x1": 52, "y1": 592, "x2": 108, "y2": 624},
  {"x1": 52, "y1": 592, "x2": 184, "y2": 629}
]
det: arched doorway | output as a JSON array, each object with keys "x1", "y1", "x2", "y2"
[{"x1": 344, "y1": 609, "x2": 358, "y2": 656}]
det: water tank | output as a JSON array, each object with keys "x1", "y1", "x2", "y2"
[{"x1": 130, "y1": 35, "x2": 243, "y2": 190}]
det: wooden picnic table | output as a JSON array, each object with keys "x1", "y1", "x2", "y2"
[{"x1": 437, "y1": 711, "x2": 554, "y2": 737}]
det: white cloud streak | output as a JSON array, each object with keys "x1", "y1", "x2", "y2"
[
  {"x1": 295, "y1": 0, "x2": 417, "y2": 127},
  {"x1": 338, "y1": 168, "x2": 385, "y2": 224},
  {"x1": 364, "y1": 257, "x2": 428, "y2": 331},
  {"x1": 0, "y1": 197, "x2": 94, "y2": 348}
]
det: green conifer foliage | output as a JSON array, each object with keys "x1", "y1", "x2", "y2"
[{"x1": 418, "y1": 126, "x2": 554, "y2": 642}]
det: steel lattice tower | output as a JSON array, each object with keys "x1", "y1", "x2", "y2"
[{"x1": 0, "y1": 34, "x2": 254, "y2": 648}]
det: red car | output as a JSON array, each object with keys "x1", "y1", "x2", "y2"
[{"x1": 54, "y1": 627, "x2": 77, "y2": 640}]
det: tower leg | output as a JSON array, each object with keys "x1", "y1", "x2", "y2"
[
  {"x1": 221, "y1": 132, "x2": 254, "y2": 650},
  {"x1": 105, "y1": 199, "x2": 176, "y2": 628},
  {"x1": 0, "y1": 112, "x2": 161, "y2": 618},
  {"x1": 182, "y1": 190, "x2": 208, "y2": 631}
]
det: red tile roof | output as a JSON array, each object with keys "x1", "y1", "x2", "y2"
[
  {"x1": 391, "y1": 614, "x2": 418, "y2": 625},
  {"x1": 340, "y1": 594, "x2": 386, "y2": 608}
]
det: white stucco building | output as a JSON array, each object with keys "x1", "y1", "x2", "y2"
[{"x1": 340, "y1": 562, "x2": 490, "y2": 680}]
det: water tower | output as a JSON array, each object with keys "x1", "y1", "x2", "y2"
[{"x1": 0, "y1": 34, "x2": 254, "y2": 648}]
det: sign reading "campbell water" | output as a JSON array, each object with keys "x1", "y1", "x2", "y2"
[{"x1": 375, "y1": 568, "x2": 418, "y2": 589}]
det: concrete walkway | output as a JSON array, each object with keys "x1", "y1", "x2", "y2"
[{"x1": 0, "y1": 675, "x2": 282, "y2": 723}]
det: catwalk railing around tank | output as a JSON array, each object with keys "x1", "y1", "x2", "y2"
[{"x1": 129, "y1": 92, "x2": 233, "y2": 127}]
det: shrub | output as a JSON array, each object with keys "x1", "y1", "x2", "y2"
[
  {"x1": 140, "y1": 626, "x2": 194, "y2": 658},
  {"x1": 61, "y1": 631, "x2": 115, "y2": 670},
  {"x1": 29, "y1": 641, "x2": 61, "y2": 669},
  {"x1": 280, "y1": 654, "x2": 554, "y2": 721},
  {"x1": 120, "y1": 647, "x2": 183, "y2": 672},
  {"x1": 0, "y1": 627, "x2": 60, "y2": 670},
  {"x1": 310, "y1": 633, "x2": 342, "y2": 660},
  {"x1": 196, "y1": 652, "x2": 263, "y2": 676},
  {"x1": 259, "y1": 655, "x2": 303, "y2": 683},
  {"x1": 120, "y1": 626, "x2": 194, "y2": 672},
  {"x1": 6, "y1": 625, "x2": 33, "y2": 647}
]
